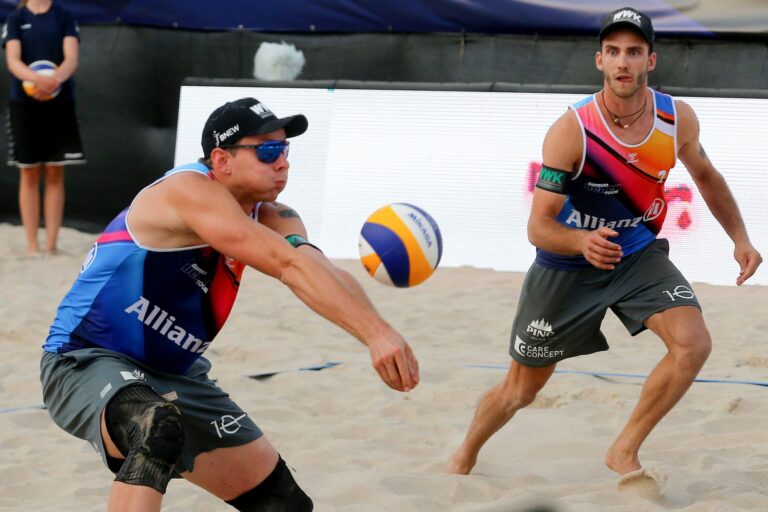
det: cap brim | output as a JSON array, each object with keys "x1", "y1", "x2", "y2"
[{"x1": 245, "y1": 114, "x2": 308, "y2": 139}]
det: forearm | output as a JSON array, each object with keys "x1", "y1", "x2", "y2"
[
  {"x1": 53, "y1": 56, "x2": 77, "y2": 83},
  {"x1": 280, "y1": 254, "x2": 391, "y2": 345},
  {"x1": 7, "y1": 58, "x2": 38, "y2": 82},
  {"x1": 528, "y1": 215, "x2": 586, "y2": 255},
  {"x1": 334, "y1": 268, "x2": 377, "y2": 310},
  {"x1": 694, "y1": 171, "x2": 749, "y2": 244}
]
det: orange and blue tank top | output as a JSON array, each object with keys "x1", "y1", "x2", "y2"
[
  {"x1": 536, "y1": 89, "x2": 678, "y2": 270},
  {"x1": 44, "y1": 163, "x2": 258, "y2": 374}
]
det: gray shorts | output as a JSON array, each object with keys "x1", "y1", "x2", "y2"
[
  {"x1": 40, "y1": 348, "x2": 262, "y2": 475},
  {"x1": 509, "y1": 239, "x2": 701, "y2": 367}
]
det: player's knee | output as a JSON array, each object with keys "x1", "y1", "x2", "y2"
[
  {"x1": 105, "y1": 385, "x2": 184, "y2": 494},
  {"x1": 226, "y1": 456, "x2": 313, "y2": 512},
  {"x1": 672, "y1": 328, "x2": 712, "y2": 370},
  {"x1": 500, "y1": 382, "x2": 538, "y2": 411},
  {"x1": 511, "y1": 388, "x2": 539, "y2": 410}
]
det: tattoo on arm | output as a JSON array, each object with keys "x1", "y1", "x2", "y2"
[
  {"x1": 278, "y1": 208, "x2": 301, "y2": 219},
  {"x1": 699, "y1": 144, "x2": 709, "y2": 162}
]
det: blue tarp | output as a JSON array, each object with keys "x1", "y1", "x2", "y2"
[{"x1": 2, "y1": 0, "x2": 762, "y2": 36}]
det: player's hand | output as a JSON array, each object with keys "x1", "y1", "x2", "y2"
[
  {"x1": 734, "y1": 241, "x2": 762, "y2": 286},
  {"x1": 580, "y1": 227, "x2": 623, "y2": 270},
  {"x1": 34, "y1": 74, "x2": 60, "y2": 96},
  {"x1": 367, "y1": 332, "x2": 420, "y2": 392}
]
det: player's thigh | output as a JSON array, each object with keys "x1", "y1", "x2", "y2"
[
  {"x1": 181, "y1": 436, "x2": 279, "y2": 501},
  {"x1": 645, "y1": 305, "x2": 711, "y2": 358}
]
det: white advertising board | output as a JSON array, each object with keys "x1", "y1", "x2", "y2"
[{"x1": 175, "y1": 86, "x2": 768, "y2": 286}]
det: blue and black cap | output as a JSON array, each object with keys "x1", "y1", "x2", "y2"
[{"x1": 201, "y1": 97, "x2": 308, "y2": 158}]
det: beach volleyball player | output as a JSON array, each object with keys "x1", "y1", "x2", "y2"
[
  {"x1": 448, "y1": 7, "x2": 762, "y2": 485},
  {"x1": 40, "y1": 97, "x2": 419, "y2": 511}
]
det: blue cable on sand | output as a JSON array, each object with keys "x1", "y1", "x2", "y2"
[
  {"x1": 248, "y1": 361, "x2": 343, "y2": 380},
  {"x1": 0, "y1": 403, "x2": 46, "y2": 415},
  {"x1": 465, "y1": 364, "x2": 768, "y2": 388}
]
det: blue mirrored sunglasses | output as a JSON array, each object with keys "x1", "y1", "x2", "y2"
[{"x1": 221, "y1": 140, "x2": 290, "y2": 164}]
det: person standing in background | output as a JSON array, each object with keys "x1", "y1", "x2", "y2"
[{"x1": 3, "y1": 0, "x2": 85, "y2": 255}]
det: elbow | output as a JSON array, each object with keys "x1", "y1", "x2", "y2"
[{"x1": 527, "y1": 220, "x2": 541, "y2": 248}]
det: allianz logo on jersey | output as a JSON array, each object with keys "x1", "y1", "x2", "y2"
[
  {"x1": 565, "y1": 198, "x2": 666, "y2": 229},
  {"x1": 124, "y1": 296, "x2": 210, "y2": 354}
]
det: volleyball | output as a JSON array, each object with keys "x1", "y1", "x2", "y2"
[
  {"x1": 22, "y1": 60, "x2": 60, "y2": 101},
  {"x1": 359, "y1": 203, "x2": 443, "y2": 287}
]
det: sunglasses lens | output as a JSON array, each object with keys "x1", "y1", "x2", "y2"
[{"x1": 256, "y1": 142, "x2": 288, "y2": 163}]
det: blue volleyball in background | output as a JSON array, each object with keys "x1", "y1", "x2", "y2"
[{"x1": 359, "y1": 203, "x2": 443, "y2": 287}]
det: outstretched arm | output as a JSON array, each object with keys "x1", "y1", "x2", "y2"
[
  {"x1": 676, "y1": 100, "x2": 762, "y2": 285},
  {"x1": 256, "y1": 201, "x2": 420, "y2": 391}
]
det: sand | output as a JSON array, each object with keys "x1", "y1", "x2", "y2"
[{"x1": 1, "y1": 222, "x2": 767, "y2": 511}]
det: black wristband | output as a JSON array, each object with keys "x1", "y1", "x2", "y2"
[
  {"x1": 285, "y1": 234, "x2": 322, "y2": 252},
  {"x1": 535, "y1": 165, "x2": 570, "y2": 194}
]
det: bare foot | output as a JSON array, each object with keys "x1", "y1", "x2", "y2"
[
  {"x1": 617, "y1": 467, "x2": 667, "y2": 499},
  {"x1": 446, "y1": 451, "x2": 475, "y2": 475}
]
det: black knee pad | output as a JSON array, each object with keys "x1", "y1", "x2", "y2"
[
  {"x1": 105, "y1": 384, "x2": 184, "y2": 494},
  {"x1": 226, "y1": 456, "x2": 313, "y2": 511}
]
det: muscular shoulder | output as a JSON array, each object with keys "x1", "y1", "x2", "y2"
[
  {"x1": 130, "y1": 171, "x2": 213, "y2": 227},
  {"x1": 542, "y1": 109, "x2": 582, "y2": 171},
  {"x1": 129, "y1": 170, "x2": 246, "y2": 248}
]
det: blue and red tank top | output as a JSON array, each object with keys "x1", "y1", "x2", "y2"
[
  {"x1": 536, "y1": 89, "x2": 678, "y2": 270},
  {"x1": 45, "y1": 163, "x2": 257, "y2": 374}
]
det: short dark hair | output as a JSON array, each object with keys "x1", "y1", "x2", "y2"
[{"x1": 197, "y1": 147, "x2": 239, "y2": 169}]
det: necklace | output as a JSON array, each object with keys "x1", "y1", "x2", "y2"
[{"x1": 602, "y1": 90, "x2": 647, "y2": 129}]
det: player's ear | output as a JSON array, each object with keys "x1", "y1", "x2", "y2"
[
  {"x1": 596, "y1": 50, "x2": 604, "y2": 72},
  {"x1": 210, "y1": 147, "x2": 233, "y2": 174},
  {"x1": 647, "y1": 51, "x2": 656, "y2": 72}
]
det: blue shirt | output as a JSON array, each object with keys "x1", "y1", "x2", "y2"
[
  {"x1": 2, "y1": 3, "x2": 80, "y2": 102},
  {"x1": 45, "y1": 164, "x2": 256, "y2": 374}
]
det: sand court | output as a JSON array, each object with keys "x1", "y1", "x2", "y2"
[{"x1": 1, "y1": 223, "x2": 767, "y2": 511}]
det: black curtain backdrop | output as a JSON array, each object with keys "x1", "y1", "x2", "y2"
[{"x1": 0, "y1": 25, "x2": 765, "y2": 230}]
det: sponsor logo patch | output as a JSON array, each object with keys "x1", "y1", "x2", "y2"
[{"x1": 514, "y1": 336, "x2": 564, "y2": 360}]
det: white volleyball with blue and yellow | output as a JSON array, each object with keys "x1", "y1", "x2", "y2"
[
  {"x1": 359, "y1": 203, "x2": 443, "y2": 287},
  {"x1": 22, "y1": 60, "x2": 60, "y2": 101}
]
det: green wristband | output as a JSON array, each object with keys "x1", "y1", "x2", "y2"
[{"x1": 285, "y1": 234, "x2": 322, "y2": 252}]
